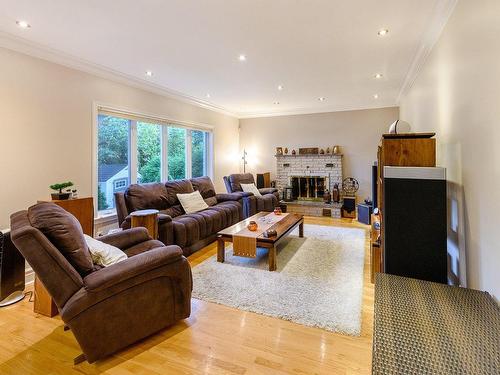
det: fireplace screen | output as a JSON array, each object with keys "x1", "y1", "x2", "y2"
[{"x1": 291, "y1": 176, "x2": 326, "y2": 200}]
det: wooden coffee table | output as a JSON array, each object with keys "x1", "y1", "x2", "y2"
[{"x1": 217, "y1": 212, "x2": 304, "y2": 271}]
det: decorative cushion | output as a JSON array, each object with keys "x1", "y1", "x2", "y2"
[
  {"x1": 177, "y1": 191, "x2": 209, "y2": 214},
  {"x1": 84, "y1": 235, "x2": 127, "y2": 267},
  {"x1": 28, "y1": 202, "x2": 95, "y2": 276},
  {"x1": 240, "y1": 183, "x2": 262, "y2": 197}
]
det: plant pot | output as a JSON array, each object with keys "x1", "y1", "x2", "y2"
[{"x1": 51, "y1": 192, "x2": 71, "y2": 201}]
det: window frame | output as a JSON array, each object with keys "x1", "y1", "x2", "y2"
[{"x1": 92, "y1": 102, "x2": 214, "y2": 217}]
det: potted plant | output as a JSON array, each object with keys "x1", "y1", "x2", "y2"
[{"x1": 50, "y1": 181, "x2": 74, "y2": 200}]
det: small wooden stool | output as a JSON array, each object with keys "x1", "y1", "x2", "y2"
[{"x1": 130, "y1": 209, "x2": 159, "y2": 239}]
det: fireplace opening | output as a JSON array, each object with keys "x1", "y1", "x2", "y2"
[{"x1": 291, "y1": 176, "x2": 326, "y2": 201}]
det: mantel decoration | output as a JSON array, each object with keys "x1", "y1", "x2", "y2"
[
  {"x1": 276, "y1": 147, "x2": 283, "y2": 155},
  {"x1": 50, "y1": 181, "x2": 74, "y2": 200},
  {"x1": 342, "y1": 177, "x2": 359, "y2": 196}
]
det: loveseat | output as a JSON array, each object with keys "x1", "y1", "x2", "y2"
[
  {"x1": 115, "y1": 176, "x2": 247, "y2": 256},
  {"x1": 10, "y1": 202, "x2": 192, "y2": 363},
  {"x1": 223, "y1": 173, "x2": 280, "y2": 216}
]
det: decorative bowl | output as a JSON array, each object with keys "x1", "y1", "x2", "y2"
[{"x1": 247, "y1": 221, "x2": 258, "y2": 231}]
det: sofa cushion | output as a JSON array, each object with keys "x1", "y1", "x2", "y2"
[
  {"x1": 164, "y1": 179, "x2": 194, "y2": 206},
  {"x1": 172, "y1": 216, "x2": 201, "y2": 248},
  {"x1": 228, "y1": 173, "x2": 255, "y2": 192},
  {"x1": 28, "y1": 202, "x2": 95, "y2": 276},
  {"x1": 191, "y1": 176, "x2": 218, "y2": 206},
  {"x1": 125, "y1": 183, "x2": 169, "y2": 212}
]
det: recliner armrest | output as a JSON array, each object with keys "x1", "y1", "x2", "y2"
[
  {"x1": 259, "y1": 188, "x2": 278, "y2": 195},
  {"x1": 216, "y1": 192, "x2": 251, "y2": 202},
  {"x1": 98, "y1": 227, "x2": 151, "y2": 250},
  {"x1": 83, "y1": 245, "x2": 183, "y2": 292}
]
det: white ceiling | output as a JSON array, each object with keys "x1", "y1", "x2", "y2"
[{"x1": 0, "y1": 0, "x2": 451, "y2": 118}]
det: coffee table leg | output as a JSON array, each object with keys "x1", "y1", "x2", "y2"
[
  {"x1": 269, "y1": 246, "x2": 277, "y2": 271},
  {"x1": 299, "y1": 221, "x2": 304, "y2": 238},
  {"x1": 217, "y1": 237, "x2": 225, "y2": 263}
]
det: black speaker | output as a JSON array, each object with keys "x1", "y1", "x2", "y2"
[
  {"x1": 383, "y1": 167, "x2": 447, "y2": 283},
  {"x1": 0, "y1": 230, "x2": 25, "y2": 307}
]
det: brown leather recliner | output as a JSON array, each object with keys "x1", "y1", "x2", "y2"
[
  {"x1": 10, "y1": 203, "x2": 192, "y2": 364},
  {"x1": 223, "y1": 173, "x2": 280, "y2": 216},
  {"x1": 115, "y1": 176, "x2": 247, "y2": 256}
]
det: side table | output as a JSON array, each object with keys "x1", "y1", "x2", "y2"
[{"x1": 130, "y1": 209, "x2": 159, "y2": 239}]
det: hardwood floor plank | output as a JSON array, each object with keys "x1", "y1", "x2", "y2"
[{"x1": 0, "y1": 216, "x2": 373, "y2": 374}]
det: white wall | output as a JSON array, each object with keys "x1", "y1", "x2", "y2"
[
  {"x1": 0, "y1": 47, "x2": 240, "y2": 229},
  {"x1": 239, "y1": 107, "x2": 399, "y2": 201},
  {"x1": 400, "y1": 0, "x2": 500, "y2": 299}
]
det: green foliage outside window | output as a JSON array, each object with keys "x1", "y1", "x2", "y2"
[
  {"x1": 137, "y1": 123, "x2": 161, "y2": 183},
  {"x1": 168, "y1": 127, "x2": 186, "y2": 180}
]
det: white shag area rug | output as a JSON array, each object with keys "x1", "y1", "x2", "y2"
[{"x1": 192, "y1": 224, "x2": 366, "y2": 335}]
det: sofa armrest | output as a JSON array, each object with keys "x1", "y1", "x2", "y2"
[
  {"x1": 83, "y1": 245, "x2": 183, "y2": 292},
  {"x1": 259, "y1": 187, "x2": 278, "y2": 195},
  {"x1": 216, "y1": 192, "x2": 251, "y2": 202},
  {"x1": 121, "y1": 212, "x2": 172, "y2": 227},
  {"x1": 98, "y1": 227, "x2": 151, "y2": 250}
]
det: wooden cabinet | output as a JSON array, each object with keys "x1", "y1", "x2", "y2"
[
  {"x1": 34, "y1": 197, "x2": 94, "y2": 317},
  {"x1": 376, "y1": 133, "x2": 436, "y2": 277}
]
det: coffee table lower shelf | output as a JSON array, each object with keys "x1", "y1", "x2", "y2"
[{"x1": 216, "y1": 213, "x2": 304, "y2": 271}]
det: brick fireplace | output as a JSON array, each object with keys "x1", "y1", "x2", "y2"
[{"x1": 276, "y1": 153, "x2": 343, "y2": 217}]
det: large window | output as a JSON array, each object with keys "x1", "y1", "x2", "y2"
[
  {"x1": 167, "y1": 127, "x2": 186, "y2": 180},
  {"x1": 96, "y1": 111, "x2": 212, "y2": 214},
  {"x1": 191, "y1": 130, "x2": 208, "y2": 178},
  {"x1": 97, "y1": 115, "x2": 130, "y2": 212},
  {"x1": 137, "y1": 122, "x2": 161, "y2": 183}
]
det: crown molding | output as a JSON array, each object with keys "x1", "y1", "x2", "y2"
[
  {"x1": 396, "y1": 0, "x2": 457, "y2": 103},
  {"x1": 0, "y1": 31, "x2": 238, "y2": 118},
  {"x1": 238, "y1": 103, "x2": 398, "y2": 119}
]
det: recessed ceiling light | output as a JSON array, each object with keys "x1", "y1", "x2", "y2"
[
  {"x1": 374, "y1": 73, "x2": 383, "y2": 79},
  {"x1": 145, "y1": 71, "x2": 153, "y2": 77},
  {"x1": 238, "y1": 54, "x2": 247, "y2": 62},
  {"x1": 206, "y1": 93, "x2": 211, "y2": 99},
  {"x1": 378, "y1": 29, "x2": 389, "y2": 36},
  {"x1": 273, "y1": 101, "x2": 280, "y2": 105},
  {"x1": 374, "y1": 94, "x2": 379, "y2": 99},
  {"x1": 16, "y1": 20, "x2": 30, "y2": 29},
  {"x1": 278, "y1": 85, "x2": 284, "y2": 91},
  {"x1": 318, "y1": 97, "x2": 326, "y2": 102}
]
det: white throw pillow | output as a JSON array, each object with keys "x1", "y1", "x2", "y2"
[
  {"x1": 177, "y1": 191, "x2": 209, "y2": 214},
  {"x1": 84, "y1": 234, "x2": 128, "y2": 267},
  {"x1": 240, "y1": 183, "x2": 262, "y2": 197}
]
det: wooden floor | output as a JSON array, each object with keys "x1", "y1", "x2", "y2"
[{"x1": 0, "y1": 216, "x2": 374, "y2": 375}]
